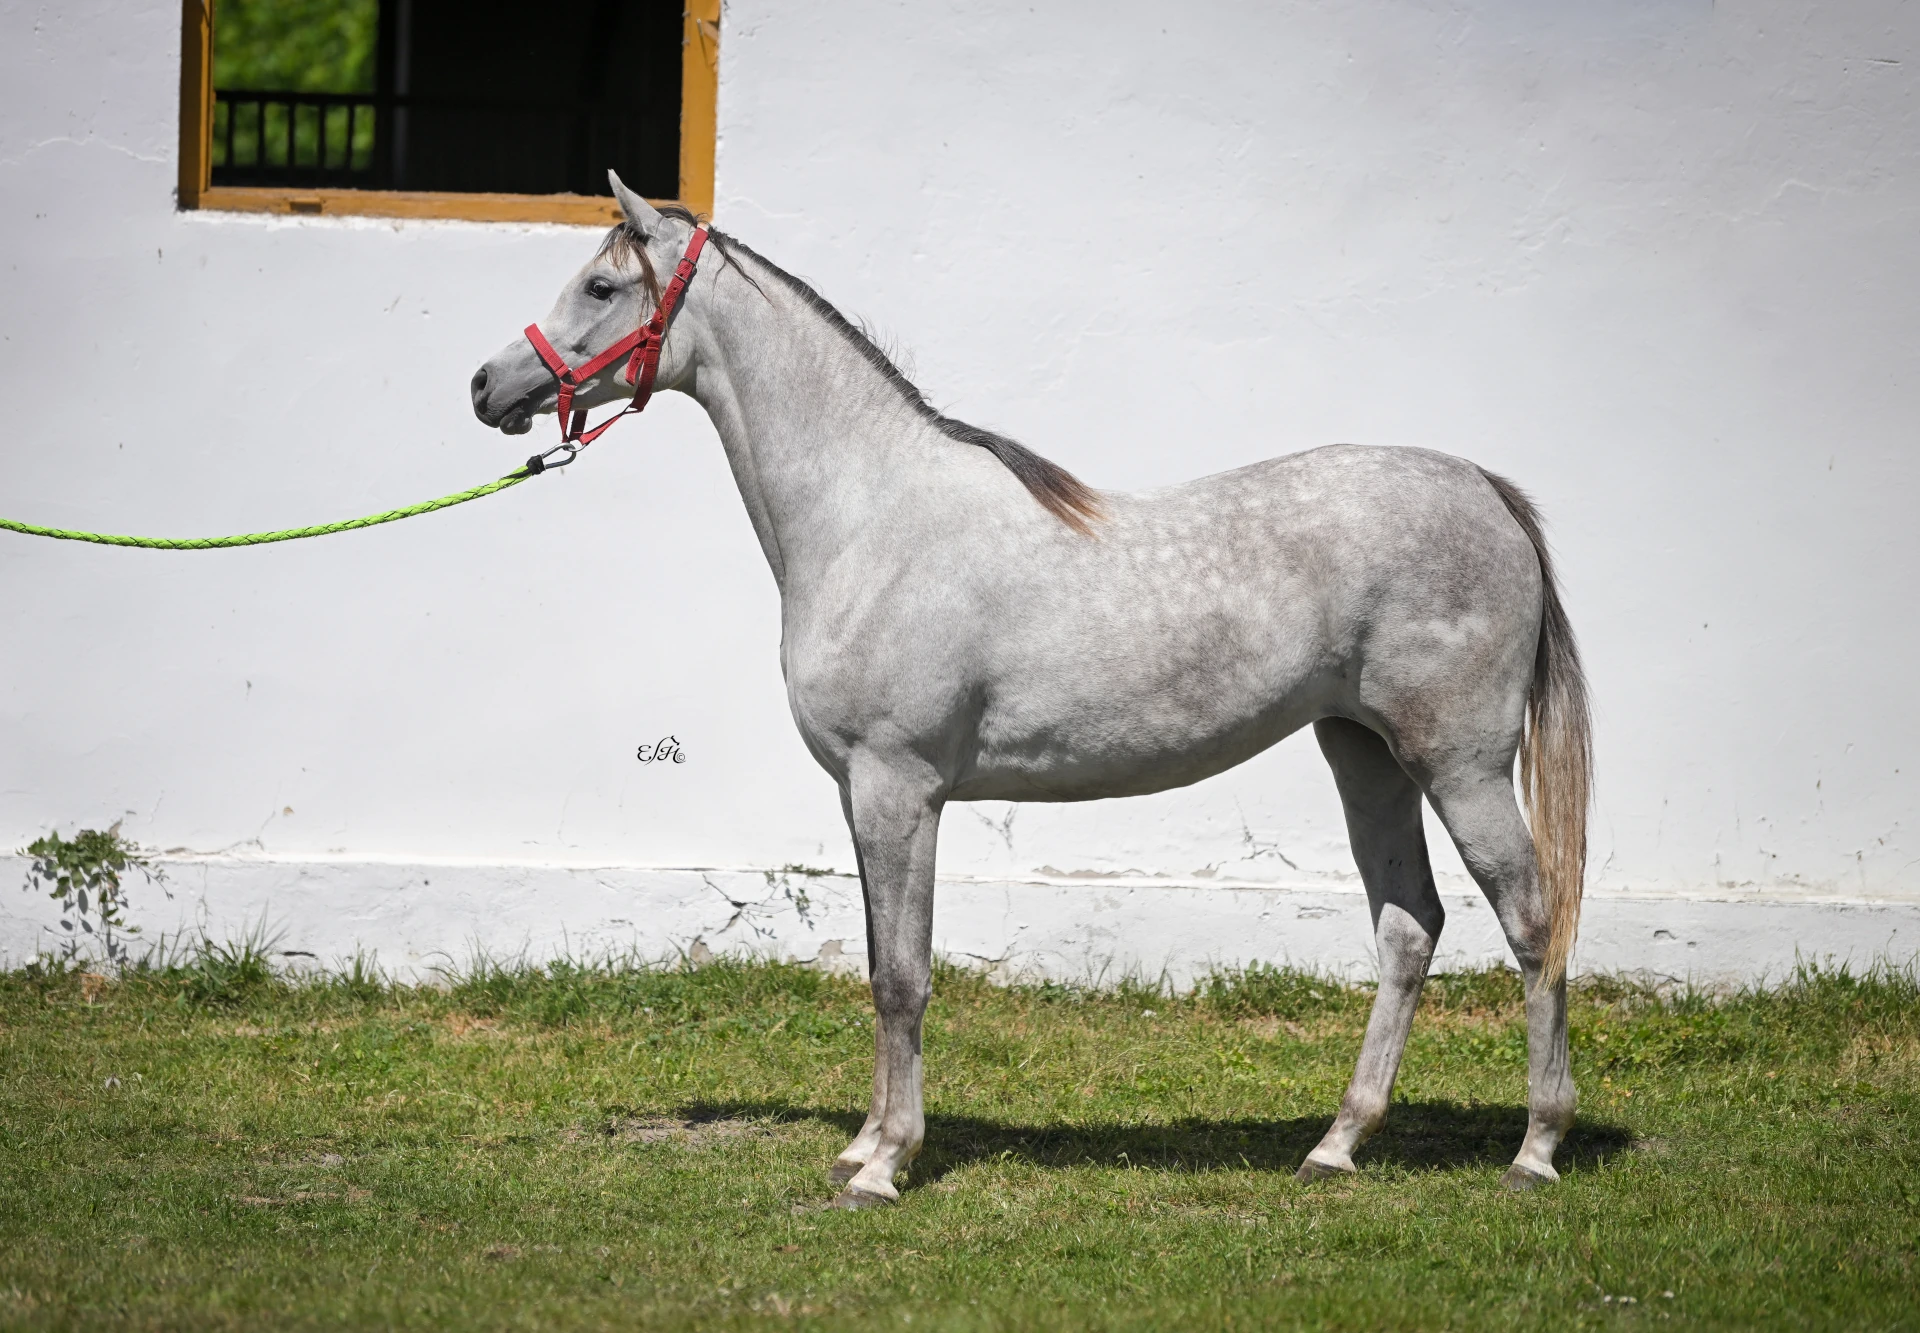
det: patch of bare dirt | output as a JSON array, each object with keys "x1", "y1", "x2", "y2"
[
  {"x1": 568, "y1": 1114, "x2": 778, "y2": 1148},
  {"x1": 231, "y1": 1188, "x2": 370, "y2": 1206},
  {"x1": 0, "y1": 1287, "x2": 45, "y2": 1314},
  {"x1": 1840, "y1": 1032, "x2": 1920, "y2": 1088},
  {"x1": 440, "y1": 1014, "x2": 504, "y2": 1039},
  {"x1": 1238, "y1": 1015, "x2": 1309, "y2": 1041}
]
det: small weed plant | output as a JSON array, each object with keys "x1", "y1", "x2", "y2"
[{"x1": 18, "y1": 823, "x2": 166, "y2": 970}]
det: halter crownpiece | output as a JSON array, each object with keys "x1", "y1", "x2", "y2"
[{"x1": 520, "y1": 224, "x2": 710, "y2": 470}]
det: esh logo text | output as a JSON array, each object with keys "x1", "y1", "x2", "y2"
[{"x1": 636, "y1": 736, "x2": 686, "y2": 764}]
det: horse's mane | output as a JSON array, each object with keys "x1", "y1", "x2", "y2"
[{"x1": 599, "y1": 210, "x2": 1104, "y2": 535}]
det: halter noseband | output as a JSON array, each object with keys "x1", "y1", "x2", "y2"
[{"x1": 520, "y1": 224, "x2": 710, "y2": 472}]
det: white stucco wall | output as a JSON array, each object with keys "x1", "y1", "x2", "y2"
[{"x1": 2, "y1": 0, "x2": 1916, "y2": 979}]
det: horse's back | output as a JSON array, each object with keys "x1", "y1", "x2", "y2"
[{"x1": 1025, "y1": 442, "x2": 1541, "y2": 676}]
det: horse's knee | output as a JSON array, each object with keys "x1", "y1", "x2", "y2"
[
  {"x1": 1377, "y1": 905, "x2": 1441, "y2": 978},
  {"x1": 869, "y1": 969, "x2": 930, "y2": 1018}
]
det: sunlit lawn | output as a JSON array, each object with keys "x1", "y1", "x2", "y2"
[{"x1": 1, "y1": 949, "x2": 1916, "y2": 1330}]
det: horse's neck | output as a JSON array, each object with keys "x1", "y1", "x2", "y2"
[{"x1": 681, "y1": 258, "x2": 923, "y2": 592}]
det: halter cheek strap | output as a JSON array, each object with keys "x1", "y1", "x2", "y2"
[{"x1": 521, "y1": 225, "x2": 710, "y2": 468}]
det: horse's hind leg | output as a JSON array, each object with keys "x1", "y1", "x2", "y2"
[
  {"x1": 1423, "y1": 767, "x2": 1575, "y2": 1187},
  {"x1": 830, "y1": 759, "x2": 942, "y2": 1208},
  {"x1": 1297, "y1": 718, "x2": 1445, "y2": 1180}
]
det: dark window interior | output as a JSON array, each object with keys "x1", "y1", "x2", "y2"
[{"x1": 210, "y1": 0, "x2": 682, "y2": 198}]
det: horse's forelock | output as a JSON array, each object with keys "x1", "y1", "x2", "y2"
[
  {"x1": 596, "y1": 223, "x2": 663, "y2": 310},
  {"x1": 596, "y1": 206, "x2": 736, "y2": 315}
]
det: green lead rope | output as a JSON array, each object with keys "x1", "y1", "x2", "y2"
[{"x1": 0, "y1": 467, "x2": 536, "y2": 550}]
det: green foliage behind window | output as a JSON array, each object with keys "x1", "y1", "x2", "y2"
[{"x1": 213, "y1": 0, "x2": 379, "y2": 93}]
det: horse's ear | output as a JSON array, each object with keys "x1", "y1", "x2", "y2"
[{"x1": 608, "y1": 170, "x2": 663, "y2": 236}]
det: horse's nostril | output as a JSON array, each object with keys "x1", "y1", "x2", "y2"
[{"x1": 470, "y1": 366, "x2": 489, "y2": 400}]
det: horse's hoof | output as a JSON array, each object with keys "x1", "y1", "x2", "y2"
[
  {"x1": 827, "y1": 1158, "x2": 863, "y2": 1185},
  {"x1": 830, "y1": 1186, "x2": 895, "y2": 1210},
  {"x1": 1294, "y1": 1158, "x2": 1354, "y2": 1183},
  {"x1": 1500, "y1": 1164, "x2": 1555, "y2": 1192}
]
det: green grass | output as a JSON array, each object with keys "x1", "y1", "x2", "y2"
[{"x1": 2, "y1": 947, "x2": 1916, "y2": 1331}]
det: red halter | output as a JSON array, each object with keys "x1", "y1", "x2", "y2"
[{"x1": 520, "y1": 225, "x2": 710, "y2": 471}]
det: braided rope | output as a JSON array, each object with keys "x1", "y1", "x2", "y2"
[{"x1": 0, "y1": 470, "x2": 532, "y2": 550}]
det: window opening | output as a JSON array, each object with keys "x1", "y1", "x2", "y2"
[{"x1": 181, "y1": 0, "x2": 715, "y2": 221}]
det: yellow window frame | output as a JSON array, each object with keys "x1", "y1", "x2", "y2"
[{"x1": 177, "y1": 0, "x2": 718, "y2": 224}]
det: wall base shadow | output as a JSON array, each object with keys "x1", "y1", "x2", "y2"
[{"x1": 678, "y1": 1099, "x2": 1633, "y2": 1185}]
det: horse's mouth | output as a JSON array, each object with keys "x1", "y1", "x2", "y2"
[
  {"x1": 497, "y1": 401, "x2": 535, "y2": 435},
  {"x1": 487, "y1": 387, "x2": 552, "y2": 435}
]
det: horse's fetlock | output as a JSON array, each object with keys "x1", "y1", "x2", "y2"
[
  {"x1": 1537, "y1": 1087, "x2": 1577, "y2": 1133},
  {"x1": 1340, "y1": 1093, "x2": 1390, "y2": 1138}
]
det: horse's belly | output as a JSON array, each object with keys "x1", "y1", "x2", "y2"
[
  {"x1": 951, "y1": 649, "x2": 1336, "y2": 802},
  {"x1": 952, "y1": 709, "x2": 1320, "y2": 801}
]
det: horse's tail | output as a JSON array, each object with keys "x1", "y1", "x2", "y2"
[{"x1": 1481, "y1": 469, "x2": 1593, "y2": 987}]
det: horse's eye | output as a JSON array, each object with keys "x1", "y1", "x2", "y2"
[{"x1": 586, "y1": 279, "x2": 614, "y2": 301}]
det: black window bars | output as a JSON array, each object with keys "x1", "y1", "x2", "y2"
[
  {"x1": 211, "y1": 90, "x2": 379, "y2": 187},
  {"x1": 210, "y1": 88, "x2": 671, "y2": 194}
]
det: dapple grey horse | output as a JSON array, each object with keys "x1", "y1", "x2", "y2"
[{"x1": 471, "y1": 173, "x2": 1593, "y2": 1206}]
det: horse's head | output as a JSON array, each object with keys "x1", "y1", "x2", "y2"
[{"x1": 470, "y1": 171, "x2": 704, "y2": 436}]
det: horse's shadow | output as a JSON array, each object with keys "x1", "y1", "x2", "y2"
[{"x1": 675, "y1": 1099, "x2": 1633, "y2": 1185}]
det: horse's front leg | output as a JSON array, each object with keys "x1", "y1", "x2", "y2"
[
  {"x1": 829, "y1": 827, "x2": 887, "y2": 1184},
  {"x1": 829, "y1": 1011, "x2": 889, "y2": 1184},
  {"x1": 831, "y1": 759, "x2": 943, "y2": 1208}
]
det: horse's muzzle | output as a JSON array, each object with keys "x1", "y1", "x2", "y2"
[{"x1": 470, "y1": 363, "x2": 538, "y2": 435}]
